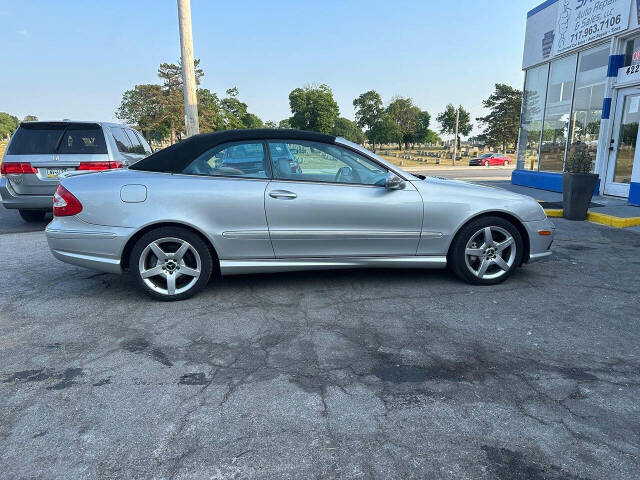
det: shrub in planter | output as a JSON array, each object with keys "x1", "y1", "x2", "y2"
[{"x1": 563, "y1": 144, "x2": 599, "y2": 220}]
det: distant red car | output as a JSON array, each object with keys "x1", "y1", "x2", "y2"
[{"x1": 469, "y1": 153, "x2": 511, "y2": 166}]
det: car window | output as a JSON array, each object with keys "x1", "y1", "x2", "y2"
[
  {"x1": 133, "y1": 130, "x2": 152, "y2": 154},
  {"x1": 57, "y1": 127, "x2": 108, "y2": 154},
  {"x1": 268, "y1": 140, "x2": 387, "y2": 186},
  {"x1": 183, "y1": 141, "x2": 268, "y2": 179},
  {"x1": 111, "y1": 127, "x2": 133, "y2": 153},
  {"x1": 124, "y1": 129, "x2": 145, "y2": 154},
  {"x1": 7, "y1": 125, "x2": 66, "y2": 155}
]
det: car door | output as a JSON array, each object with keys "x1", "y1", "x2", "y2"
[
  {"x1": 264, "y1": 140, "x2": 423, "y2": 258},
  {"x1": 180, "y1": 140, "x2": 274, "y2": 259}
]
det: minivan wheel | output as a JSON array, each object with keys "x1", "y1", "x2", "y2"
[
  {"x1": 130, "y1": 227, "x2": 213, "y2": 301},
  {"x1": 449, "y1": 216, "x2": 523, "y2": 285},
  {"x1": 19, "y1": 210, "x2": 47, "y2": 222}
]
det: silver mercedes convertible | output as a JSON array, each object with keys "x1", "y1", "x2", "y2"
[{"x1": 45, "y1": 129, "x2": 554, "y2": 301}]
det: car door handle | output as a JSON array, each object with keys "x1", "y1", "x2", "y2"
[{"x1": 269, "y1": 190, "x2": 297, "y2": 199}]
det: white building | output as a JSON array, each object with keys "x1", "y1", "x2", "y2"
[{"x1": 515, "y1": 0, "x2": 640, "y2": 205}]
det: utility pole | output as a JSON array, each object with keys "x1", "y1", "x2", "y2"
[
  {"x1": 177, "y1": 0, "x2": 199, "y2": 137},
  {"x1": 453, "y1": 106, "x2": 460, "y2": 166}
]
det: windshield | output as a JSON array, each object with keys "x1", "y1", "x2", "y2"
[{"x1": 479, "y1": 153, "x2": 493, "y2": 158}]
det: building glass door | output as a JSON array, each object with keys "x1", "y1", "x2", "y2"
[{"x1": 605, "y1": 88, "x2": 640, "y2": 197}]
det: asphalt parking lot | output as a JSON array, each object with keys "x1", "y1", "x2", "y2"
[{"x1": 1, "y1": 212, "x2": 639, "y2": 479}]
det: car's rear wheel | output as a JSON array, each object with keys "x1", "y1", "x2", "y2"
[
  {"x1": 19, "y1": 210, "x2": 47, "y2": 222},
  {"x1": 130, "y1": 227, "x2": 213, "y2": 301},
  {"x1": 449, "y1": 216, "x2": 523, "y2": 285},
  {"x1": 503, "y1": 160, "x2": 509, "y2": 166}
]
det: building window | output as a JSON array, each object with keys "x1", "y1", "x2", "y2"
[
  {"x1": 567, "y1": 45, "x2": 609, "y2": 172},
  {"x1": 624, "y1": 36, "x2": 640, "y2": 66},
  {"x1": 517, "y1": 64, "x2": 549, "y2": 170},
  {"x1": 539, "y1": 54, "x2": 577, "y2": 172}
]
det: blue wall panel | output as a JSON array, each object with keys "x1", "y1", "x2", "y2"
[
  {"x1": 629, "y1": 182, "x2": 640, "y2": 206},
  {"x1": 511, "y1": 170, "x2": 600, "y2": 196}
]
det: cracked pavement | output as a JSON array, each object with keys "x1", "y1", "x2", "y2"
[{"x1": 0, "y1": 218, "x2": 639, "y2": 479}]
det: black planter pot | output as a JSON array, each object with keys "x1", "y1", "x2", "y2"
[{"x1": 562, "y1": 172, "x2": 599, "y2": 220}]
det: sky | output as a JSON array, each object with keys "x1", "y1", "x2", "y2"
[{"x1": 0, "y1": 0, "x2": 543, "y2": 137}]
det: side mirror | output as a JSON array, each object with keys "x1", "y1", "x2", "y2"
[{"x1": 385, "y1": 172, "x2": 406, "y2": 190}]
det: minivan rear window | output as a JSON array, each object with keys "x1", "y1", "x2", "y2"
[
  {"x1": 6, "y1": 124, "x2": 66, "y2": 155},
  {"x1": 6, "y1": 123, "x2": 107, "y2": 155}
]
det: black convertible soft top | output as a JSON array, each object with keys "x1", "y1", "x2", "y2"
[{"x1": 129, "y1": 129, "x2": 336, "y2": 173}]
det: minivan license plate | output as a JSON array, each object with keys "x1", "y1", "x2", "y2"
[{"x1": 46, "y1": 168, "x2": 69, "y2": 178}]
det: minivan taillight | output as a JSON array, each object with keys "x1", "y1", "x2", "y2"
[
  {"x1": 53, "y1": 184, "x2": 83, "y2": 217},
  {"x1": 77, "y1": 161, "x2": 123, "y2": 171},
  {"x1": 0, "y1": 162, "x2": 38, "y2": 175}
]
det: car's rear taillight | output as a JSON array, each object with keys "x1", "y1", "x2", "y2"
[
  {"x1": 77, "y1": 161, "x2": 123, "y2": 171},
  {"x1": 53, "y1": 184, "x2": 83, "y2": 217},
  {"x1": 0, "y1": 162, "x2": 38, "y2": 175}
]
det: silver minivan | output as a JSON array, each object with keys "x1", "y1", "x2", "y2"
[{"x1": 0, "y1": 121, "x2": 151, "y2": 222}]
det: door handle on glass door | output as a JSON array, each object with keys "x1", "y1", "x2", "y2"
[{"x1": 269, "y1": 190, "x2": 297, "y2": 199}]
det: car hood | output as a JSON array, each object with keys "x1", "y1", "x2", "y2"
[{"x1": 413, "y1": 176, "x2": 547, "y2": 221}]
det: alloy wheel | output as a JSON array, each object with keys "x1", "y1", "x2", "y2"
[
  {"x1": 138, "y1": 237, "x2": 202, "y2": 296},
  {"x1": 464, "y1": 226, "x2": 516, "y2": 280}
]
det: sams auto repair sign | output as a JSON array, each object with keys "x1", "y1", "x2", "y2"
[{"x1": 552, "y1": 0, "x2": 632, "y2": 56}]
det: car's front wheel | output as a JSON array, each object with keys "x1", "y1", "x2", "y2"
[
  {"x1": 19, "y1": 210, "x2": 47, "y2": 222},
  {"x1": 130, "y1": 227, "x2": 213, "y2": 301},
  {"x1": 449, "y1": 216, "x2": 523, "y2": 285}
]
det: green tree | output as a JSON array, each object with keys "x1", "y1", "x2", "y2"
[
  {"x1": 278, "y1": 119, "x2": 292, "y2": 129},
  {"x1": 264, "y1": 120, "x2": 278, "y2": 129},
  {"x1": 437, "y1": 104, "x2": 472, "y2": 147},
  {"x1": 116, "y1": 84, "x2": 167, "y2": 141},
  {"x1": 197, "y1": 89, "x2": 224, "y2": 133},
  {"x1": 157, "y1": 59, "x2": 204, "y2": 90},
  {"x1": 353, "y1": 90, "x2": 383, "y2": 148},
  {"x1": 368, "y1": 113, "x2": 399, "y2": 147},
  {"x1": 23, "y1": 115, "x2": 38, "y2": 122},
  {"x1": 413, "y1": 111, "x2": 431, "y2": 144},
  {"x1": 424, "y1": 129, "x2": 442, "y2": 145},
  {"x1": 221, "y1": 87, "x2": 248, "y2": 129},
  {"x1": 475, "y1": 83, "x2": 522, "y2": 152},
  {"x1": 157, "y1": 59, "x2": 204, "y2": 143},
  {"x1": 242, "y1": 113, "x2": 264, "y2": 129},
  {"x1": 0, "y1": 112, "x2": 19, "y2": 139},
  {"x1": 332, "y1": 117, "x2": 365, "y2": 144},
  {"x1": 288, "y1": 84, "x2": 339, "y2": 133},
  {"x1": 387, "y1": 97, "x2": 421, "y2": 150}
]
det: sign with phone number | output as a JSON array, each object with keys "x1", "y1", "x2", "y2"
[{"x1": 552, "y1": 0, "x2": 632, "y2": 56}]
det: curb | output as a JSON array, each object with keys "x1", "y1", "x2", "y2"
[{"x1": 543, "y1": 208, "x2": 640, "y2": 228}]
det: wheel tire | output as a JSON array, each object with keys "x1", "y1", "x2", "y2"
[
  {"x1": 19, "y1": 210, "x2": 47, "y2": 222},
  {"x1": 130, "y1": 227, "x2": 213, "y2": 301},
  {"x1": 449, "y1": 216, "x2": 524, "y2": 285},
  {"x1": 504, "y1": 160, "x2": 509, "y2": 166},
  {"x1": 484, "y1": 161, "x2": 490, "y2": 167}
]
